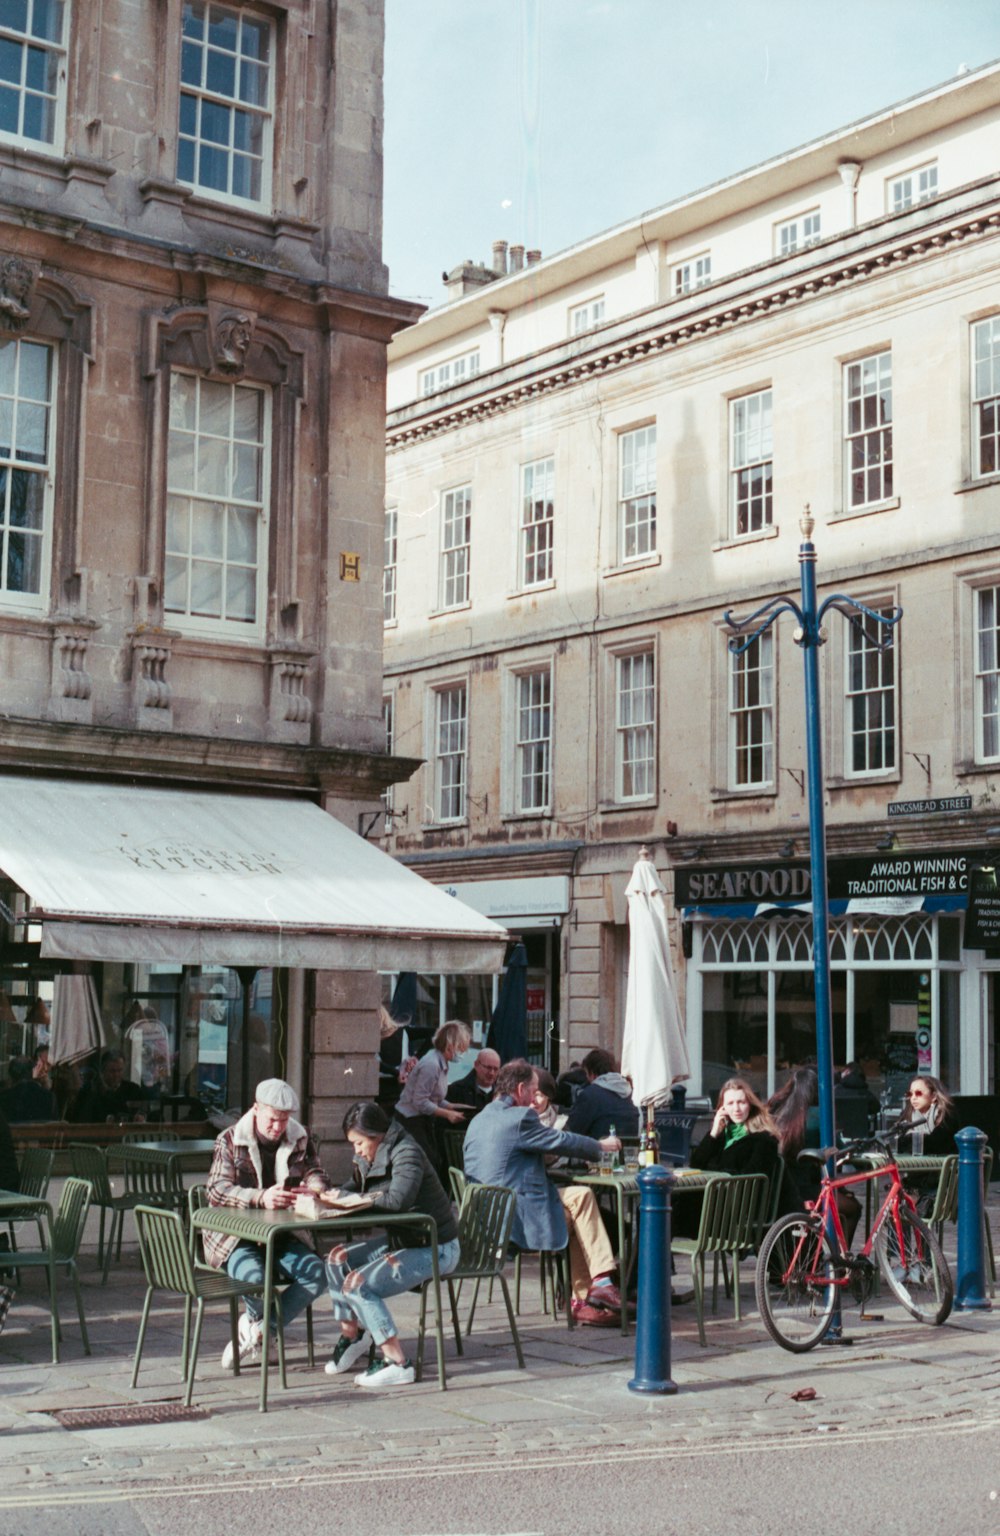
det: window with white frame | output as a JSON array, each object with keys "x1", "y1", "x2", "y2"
[
  {"x1": 845, "y1": 609, "x2": 896, "y2": 775},
  {"x1": 616, "y1": 650, "x2": 656, "y2": 800},
  {"x1": 775, "y1": 211, "x2": 821, "y2": 256},
  {"x1": 730, "y1": 389, "x2": 773, "y2": 536},
  {"x1": 0, "y1": 0, "x2": 67, "y2": 150},
  {"x1": 569, "y1": 297, "x2": 605, "y2": 335},
  {"x1": 164, "y1": 371, "x2": 269, "y2": 632},
  {"x1": 618, "y1": 424, "x2": 656, "y2": 563},
  {"x1": 729, "y1": 632, "x2": 773, "y2": 789},
  {"x1": 515, "y1": 668, "x2": 551, "y2": 812},
  {"x1": 972, "y1": 317, "x2": 1000, "y2": 478},
  {"x1": 178, "y1": 2, "x2": 273, "y2": 207},
  {"x1": 673, "y1": 254, "x2": 711, "y2": 296},
  {"x1": 520, "y1": 457, "x2": 554, "y2": 587},
  {"x1": 0, "y1": 336, "x2": 54, "y2": 605},
  {"x1": 888, "y1": 163, "x2": 938, "y2": 211},
  {"x1": 382, "y1": 693, "x2": 394, "y2": 826},
  {"x1": 419, "y1": 349, "x2": 480, "y2": 398},
  {"x1": 383, "y1": 506, "x2": 397, "y2": 622},
  {"x1": 439, "y1": 485, "x2": 471, "y2": 609},
  {"x1": 975, "y1": 585, "x2": 1000, "y2": 763},
  {"x1": 434, "y1": 684, "x2": 467, "y2": 821},
  {"x1": 844, "y1": 351, "x2": 892, "y2": 509}
]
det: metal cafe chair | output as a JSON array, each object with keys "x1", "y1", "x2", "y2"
[
  {"x1": 131, "y1": 1204, "x2": 285, "y2": 1407},
  {"x1": 69, "y1": 1142, "x2": 144, "y2": 1283},
  {"x1": 5, "y1": 1146, "x2": 54, "y2": 1259},
  {"x1": 187, "y1": 1184, "x2": 315, "y2": 1365},
  {"x1": 415, "y1": 1183, "x2": 523, "y2": 1381},
  {"x1": 9, "y1": 1177, "x2": 93, "y2": 1363},
  {"x1": 671, "y1": 1173, "x2": 769, "y2": 1346}
]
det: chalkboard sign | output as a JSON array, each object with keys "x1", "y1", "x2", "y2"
[{"x1": 963, "y1": 865, "x2": 1000, "y2": 953}]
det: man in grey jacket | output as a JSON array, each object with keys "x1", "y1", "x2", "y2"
[{"x1": 463, "y1": 1059, "x2": 624, "y2": 1325}]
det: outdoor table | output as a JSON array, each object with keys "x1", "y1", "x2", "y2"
[
  {"x1": 0, "y1": 1189, "x2": 56, "y2": 1361},
  {"x1": 190, "y1": 1204, "x2": 445, "y2": 1411},
  {"x1": 124, "y1": 1139, "x2": 217, "y2": 1182},
  {"x1": 570, "y1": 1167, "x2": 716, "y2": 1334}
]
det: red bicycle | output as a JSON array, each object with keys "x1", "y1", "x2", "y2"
[{"x1": 755, "y1": 1133, "x2": 954, "y2": 1352}]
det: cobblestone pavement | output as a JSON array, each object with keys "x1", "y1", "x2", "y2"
[{"x1": 1, "y1": 1190, "x2": 998, "y2": 1510}]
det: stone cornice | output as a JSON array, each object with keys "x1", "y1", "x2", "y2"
[
  {"x1": 392, "y1": 840, "x2": 584, "y2": 883},
  {"x1": 0, "y1": 716, "x2": 422, "y2": 799},
  {"x1": 387, "y1": 187, "x2": 1000, "y2": 451}
]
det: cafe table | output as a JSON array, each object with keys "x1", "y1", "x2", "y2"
[
  {"x1": 190, "y1": 1204, "x2": 445, "y2": 1411},
  {"x1": 569, "y1": 1166, "x2": 717, "y2": 1334},
  {"x1": 0, "y1": 1189, "x2": 56, "y2": 1361}
]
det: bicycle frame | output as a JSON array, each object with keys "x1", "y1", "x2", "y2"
[{"x1": 787, "y1": 1157, "x2": 922, "y2": 1287}]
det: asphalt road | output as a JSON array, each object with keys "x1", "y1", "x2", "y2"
[{"x1": 1, "y1": 1414, "x2": 997, "y2": 1536}]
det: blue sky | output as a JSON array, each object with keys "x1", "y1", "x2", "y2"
[{"x1": 383, "y1": 0, "x2": 1000, "y2": 306}]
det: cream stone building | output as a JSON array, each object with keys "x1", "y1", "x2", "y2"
[
  {"x1": 384, "y1": 61, "x2": 1000, "y2": 1119},
  {"x1": 0, "y1": 0, "x2": 503, "y2": 1148}
]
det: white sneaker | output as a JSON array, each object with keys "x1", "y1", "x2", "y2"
[
  {"x1": 324, "y1": 1330, "x2": 370, "y2": 1374},
  {"x1": 221, "y1": 1311, "x2": 259, "y2": 1370},
  {"x1": 354, "y1": 1356, "x2": 415, "y2": 1390}
]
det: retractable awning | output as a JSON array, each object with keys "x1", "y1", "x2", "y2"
[{"x1": 0, "y1": 776, "x2": 507, "y2": 973}]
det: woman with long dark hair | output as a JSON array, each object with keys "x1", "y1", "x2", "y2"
[{"x1": 322, "y1": 1101, "x2": 460, "y2": 1392}]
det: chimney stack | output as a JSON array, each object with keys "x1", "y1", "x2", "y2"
[
  {"x1": 526, "y1": 249, "x2": 542, "y2": 266},
  {"x1": 509, "y1": 244, "x2": 525, "y2": 272},
  {"x1": 491, "y1": 240, "x2": 508, "y2": 276}
]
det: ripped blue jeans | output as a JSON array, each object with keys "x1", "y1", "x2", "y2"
[{"x1": 325, "y1": 1236, "x2": 461, "y2": 1347}]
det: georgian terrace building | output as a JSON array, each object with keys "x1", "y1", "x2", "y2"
[
  {"x1": 384, "y1": 60, "x2": 1000, "y2": 1110},
  {"x1": 0, "y1": 0, "x2": 504, "y2": 1150}
]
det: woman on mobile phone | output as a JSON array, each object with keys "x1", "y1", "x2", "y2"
[{"x1": 673, "y1": 1078, "x2": 780, "y2": 1239}]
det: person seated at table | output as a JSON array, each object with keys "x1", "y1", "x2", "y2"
[
  {"x1": 765, "y1": 1067, "x2": 862, "y2": 1241},
  {"x1": 446, "y1": 1047, "x2": 500, "y2": 1117},
  {"x1": 393, "y1": 1020, "x2": 470, "y2": 1171},
  {"x1": 563, "y1": 1049, "x2": 639, "y2": 1141},
  {"x1": 900, "y1": 1075, "x2": 957, "y2": 1154},
  {"x1": 464, "y1": 1058, "x2": 624, "y2": 1326},
  {"x1": 0, "y1": 1105, "x2": 18, "y2": 1192},
  {"x1": 676, "y1": 1078, "x2": 780, "y2": 1241},
  {"x1": 70, "y1": 1050, "x2": 144, "y2": 1123},
  {"x1": 204, "y1": 1077, "x2": 333, "y2": 1368},
  {"x1": 0, "y1": 1056, "x2": 55, "y2": 1123},
  {"x1": 323, "y1": 1100, "x2": 460, "y2": 1390},
  {"x1": 532, "y1": 1070, "x2": 566, "y2": 1131}
]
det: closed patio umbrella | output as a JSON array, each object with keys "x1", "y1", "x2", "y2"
[
  {"x1": 621, "y1": 848, "x2": 690, "y2": 1107},
  {"x1": 486, "y1": 942, "x2": 528, "y2": 1063}
]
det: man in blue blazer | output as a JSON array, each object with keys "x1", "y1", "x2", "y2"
[{"x1": 464, "y1": 1058, "x2": 623, "y2": 1325}]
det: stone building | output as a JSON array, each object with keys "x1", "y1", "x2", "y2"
[
  {"x1": 384, "y1": 61, "x2": 1000, "y2": 1108},
  {"x1": 0, "y1": 0, "x2": 503, "y2": 1144}
]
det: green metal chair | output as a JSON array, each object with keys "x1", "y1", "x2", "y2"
[
  {"x1": 415, "y1": 1183, "x2": 522, "y2": 1384},
  {"x1": 448, "y1": 1166, "x2": 467, "y2": 1206},
  {"x1": 925, "y1": 1150, "x2": 995, "y2": 1297},
  {"x1": 6, "y1": 1146, "x2": 53, "y2": 1255},
  {"x1": 186, "y1": 1183, "x2": 315, "y2": 1364},
  {"x1": 131, "y1": 1204, "x2": 285, "y2": 1407},
  {"x1": 9, "y1": 1176, "x2": 93, "y2": 1363},
  {"x1": 671, "y1": 1172, "x2": 769, "y2": 1345},
  {"x1": 122, "y1": 1145, "x2": 187, "y2": 1220},
  {"x1": 69, "y1": 1143, "x2": 144, "y2": 1283}
]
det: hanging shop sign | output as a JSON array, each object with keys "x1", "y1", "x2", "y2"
[{"x1": 962, "y1": 863, "x2": 1000, "y2": 954}]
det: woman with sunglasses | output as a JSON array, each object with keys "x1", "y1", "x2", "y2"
[{"x1": 900, "y1": 1075, "x2": 957, "y2": 1155}]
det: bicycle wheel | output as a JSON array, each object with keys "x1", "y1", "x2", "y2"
[
  {"x1": 755, "y1": 1212, "x2": 838, "y2": 1353},
  {"x1": 874, "y1": 1202, "x2": 953, "y2": 1325}
]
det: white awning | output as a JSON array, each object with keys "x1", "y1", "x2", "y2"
[{"x1": 0, "y1": 776, "x2": 507, "y2": 973}]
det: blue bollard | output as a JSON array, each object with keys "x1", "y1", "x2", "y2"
[
  {"x1": 628, "y1": 1163, "x2": 677, "y2": 1395},
  {"x1": 954, "y1": 1125, "x2": 991, "y2": 1311}
]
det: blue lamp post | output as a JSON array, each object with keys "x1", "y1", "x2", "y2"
[{"x1": 723, "y1": 512, "x2": 902, "y2": 1188}]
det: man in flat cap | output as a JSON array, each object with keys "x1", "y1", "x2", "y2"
[{"x1": 205, "y1": 1078, "x2": 332, "y2": 1367}]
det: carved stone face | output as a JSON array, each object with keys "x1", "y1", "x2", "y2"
[
  {"x1": 214, "y1": 312, "x2": 253, "y2": 373},
  {"x1": 0, "y1": 256, "x2": 33, "y2": 325}
]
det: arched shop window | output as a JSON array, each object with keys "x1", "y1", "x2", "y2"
[{"x1": 690, "y1": 912, "x2": 962, "y2": 1104}]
